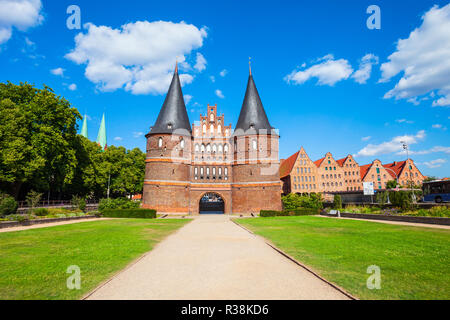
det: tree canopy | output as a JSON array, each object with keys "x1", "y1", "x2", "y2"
[{"x1": 0, "y1": 82, "x2": 146, "y2": 200}]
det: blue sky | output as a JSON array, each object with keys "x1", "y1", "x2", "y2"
[{"x1": 0, "y1": 0, "x2": 449, "y2": 177}]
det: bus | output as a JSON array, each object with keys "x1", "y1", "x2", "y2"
[{"x1": 422, "y1": 180, "x2": 450, "y2": 203}]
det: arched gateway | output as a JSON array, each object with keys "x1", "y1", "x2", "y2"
[
  {"x1": 142, "y1": 63, "x2": 282, "y2": 215},
  {"x1": 199, "y1": 193, "x2": 225, "y2": 214}
]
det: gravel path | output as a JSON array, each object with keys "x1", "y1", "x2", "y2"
[
  {"x1": 86, "y1": 215, "x2": 349, "y2": 300},
  {"x1": 0, "y1": 218, "x2": 111, "y2": 233}
]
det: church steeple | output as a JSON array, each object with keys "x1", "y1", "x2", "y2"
[
  {"x1": 150, "y1": 63, "x2": 191, "y2": 136},
  {"x1": 81, "y1": 114, "x2": 88, "y2": 138},
  {"x1": 234, "y1": 67, "x2": 273, "y2": 135}
]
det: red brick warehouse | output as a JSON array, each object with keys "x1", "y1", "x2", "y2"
[{"x1": 143, "y1": 64, "x2": 282, "y2": 215}]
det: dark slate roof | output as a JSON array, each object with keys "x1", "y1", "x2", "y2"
[
  {"x1": 234, "y1": 74, "x2": 275, "y2": 136},
  {"x1": 149, "y1": 67, "x2": 191, "y2": 136}
]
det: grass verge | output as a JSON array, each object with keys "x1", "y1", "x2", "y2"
[
  {"x1": 236, "y1": 216, "x2": 450, "y2": 300},
  {"x1": 0, "y1": 219, "x2": 190, "y2": 300}
]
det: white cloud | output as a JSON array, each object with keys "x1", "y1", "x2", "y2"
[
  {"x1": 50, "y1": 67, "x2": 64, "y2": 76},
  {"x1": 184, "y1": 94, "x2": 193, "y2": 105},
  {"x1": 409, "y1": 146, "x2": 450, "y2": 155},
  {"x1": 355, "y1": 130, "x2": 426, "y2": 157},
  {"x1": 352, "y1": 54, "x2": 379, "y2": 84},
  {"x1": 24, "y1": 36, "x2": 34, "y2": 47},
  {"x1": 133, "y1": 131, "x2": 144, "y2": 138},
  {"x1": 361, "y1": 136, "x2": 372, "y2": 141},
  {"x1": 215, "y1": 89, "x2": 224, "y2": 99},
  {"x1": 68, "y1": 83, "x2": 77, "y2": 91},
  {"x1": 396, "y1": 119, "x2": 414, "y2": 124},
  {"x1": 194, "y1": 52, "x2": 206, "y2": 72},
  {"x1": 285, "y1": 54, "x2": 353, "y2": 86},
  {"x1": 0, "y1": 0, "x2": 44, "y2": 45},
  {"x1": 114, "y1": 137, "x2": 123, "y2": 141},
  {"x1": 209, "y1": 76, "x2": 215, "y2": 83},
  {"x1": 432, "y1": 124, "x2": 447, "y2": 130},
  {"x1": 220, "y1": 69, "x2": 228, "y2": 77},
  {"x1": 380, "y1": 4, "x2": 450, "y2": 107},
  {"x1": 422, "y1": 159, "x2": 447, "y2": 168},
  {"x1": 66, "y1": 21, "x2": 207, "y2": 95}
]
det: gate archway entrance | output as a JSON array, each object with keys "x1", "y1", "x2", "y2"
[{"x1": 199, "y1": 193, "x2": 225, "y2": 214}]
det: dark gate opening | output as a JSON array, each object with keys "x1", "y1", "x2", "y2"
[{"x1": 199, "y1": 193, "x2": 225, "y2": 214}]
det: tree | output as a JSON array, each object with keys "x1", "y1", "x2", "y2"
[
  {"x1": 386, "y1": 180, "x2": 399, "y2": 189},
  {"x1": 423, "y1": 176, "x2": 438, "y2": 183},
  {"x1": 0, "y1": 82, "x2": 81, "y2": 198},
  {"x1": 26, "y1": 190, "x2": 42, "y2": 210},
  {"x1": 333, "y1": 195, "x2": 342, "y2": 209}
]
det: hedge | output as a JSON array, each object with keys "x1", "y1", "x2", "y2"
[
  {"x1": 260, "y1": 208, "x2": 320, "y2": 217},
  {"x1": 101, "y1": 209, "x2": 157, "y2": 219}
]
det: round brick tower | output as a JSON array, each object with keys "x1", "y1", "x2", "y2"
[
  {"x1": 231, "y1": 67, "x2": 282, "y2": 214},
  {"x1": 143, "y1": 64, "x2": 192, "y2": 213}
]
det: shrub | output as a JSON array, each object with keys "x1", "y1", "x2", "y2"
[
  {"x1": 102, "y1": 209, "x2": 156, "y2": 219},
  {"x1": 260, "y1": 208, "x2": 319, "y2": 217},
  {"x1": 26, "y1": 190, "x2": 42, "y2": 209},
  {"x1": 0, "y1": 193, "x2": 18, "y2": 216},
  {"x1": 71, "y1": 195, "x2": 87, "y2": 212},
  {"x1": 333, "y1": 195, "x2": 342, "y2": 209},
  {"x1": 33, "y1": 208, "x2": 49, "y2": 217},
  {"x1": 7, "y1": 214, "x2": 30, "y2": 222},
  {"x1": 98, "y1": 198, "x2": 140, "y2": 212},
  {"x1": 260, "y1": 210, "x2": 279, "y2": 217},
  {"x1": 55, "y1": 214, "x2": 66, "y2": 219},
  {"x1": 376, "y1": 191, "x2": 389, "y2": 206},
  {"x1": 389, "y1": 191, "x2": 415, "y2": 211},
  {"x1": 282, "y1": 193, "x2": 323, "y2": 211}
]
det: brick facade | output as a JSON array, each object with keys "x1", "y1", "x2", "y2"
[
  {"x1": 280, "y1": 148, "x2": 425, "y2": 195},
  {"x1": 143, "y1": 69, "x2": 282, "y2": 214}
]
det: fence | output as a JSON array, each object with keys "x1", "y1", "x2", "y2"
[{"x1": 17, "y1": 199, "x2": 98, "y2": 209}]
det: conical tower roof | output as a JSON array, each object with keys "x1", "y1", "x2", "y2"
[
  {"x1": 96, "y1": 113, "x2": 107, "y2": 151},
  {"x1": 234, "y1": 68, "x2": 274, "y2": 136},
  {"x1": 149, "y1": 65, "x2": 191, "y2": 136},
  {"x1": 81, "y1": 114, "x2": 88, "y2": 138}
]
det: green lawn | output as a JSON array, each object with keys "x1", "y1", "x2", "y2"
[
  {"x1": 236, "y1": 216, "x2": 450, "y2": 300},
  {"x1": 0, "y1": 219, "x2": 190, "y2": 300}
]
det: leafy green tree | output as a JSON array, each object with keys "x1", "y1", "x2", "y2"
[
  {"x1": 386, "y1": 180, "x2": 399, "y2": 189},
  {"x1": 26, "y1": 190, "x2": 42, "y2": 209},
  {"x1": 0, "y1": 82, "x2": 81, "y2": 198},
  {"x1": 333, "y1": 195, "x2": 342, "y2": 209}
]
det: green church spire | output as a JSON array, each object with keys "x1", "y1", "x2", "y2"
[
  {"x1": 81, "y1": 115, "x2": 88, "y2": 138},
  {"x1": 96, "y1": 113, "x2": 107, "y2": 151}
]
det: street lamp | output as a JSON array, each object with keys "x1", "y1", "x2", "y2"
[{"x1": 400, "y1": 141, "x2": 416, "y2": 202}]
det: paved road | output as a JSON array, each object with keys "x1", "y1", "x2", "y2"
[{"x1": 86, "y1": 215, "x2": 349, "y2": 300}]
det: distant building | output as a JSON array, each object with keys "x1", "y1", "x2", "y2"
[
  {"x1": 336, "y1": 155, "x2": 362, "y2": 192},
  {"x1": 280, "y1": 149, "x2": 425, "y2": 195},
  {"x1": 315, "y1": 152, "x2": 346, "y2": 193},
  {"x1": 360, "y1": 160, "x2": 393, "y2": 190},
  {"x1": 280, "y1": 147, "x2": 319, "y2": 195},
  {"x1": 383, "y1": 160, "x2": 424, "y2": 187}
]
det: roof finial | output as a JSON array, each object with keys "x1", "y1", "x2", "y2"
[
  {"x1": 249, "y1": 57, "x2": 252, "y2": 76},
  {"x1": 175, "y1": 58, "x2": 178, "y2": 74}
]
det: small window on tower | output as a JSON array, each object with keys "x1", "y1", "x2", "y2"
[
  {"x1": 252, "y1": 139, "x2": 257, "y2": 151},
  {"x1": 158, "y1": 137, "x2": 163, "y2": 148},
  {"x1": 180, "y1": 139, "x2": 185, "y2": 149}
]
